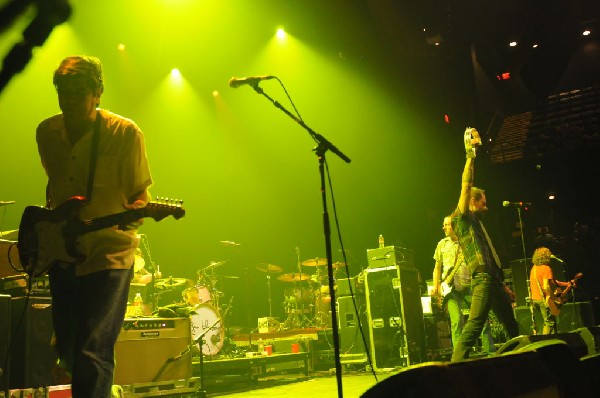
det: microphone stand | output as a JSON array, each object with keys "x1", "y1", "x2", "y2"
[
  {"x1": 515, "y1": 206, "x2": 535, "y2": 334},
  {"x1": 249, "y1": 82, "x2": 350, "y2": 398}
]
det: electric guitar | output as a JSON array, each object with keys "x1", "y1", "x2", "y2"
[
  {"x1": 440, "y1": 263, "x2": 461, "y2": 300},
  {"x1": 546, "y1": 273, "x2": 583, "y2": 316},
  {"x1": 18, "y1": 196, "x2": 185, "y2": 276}
]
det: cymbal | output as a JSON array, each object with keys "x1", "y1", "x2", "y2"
[
  {"x1": 204, "y1": 260, "x2": 226, "y2": 269},
  {"x1": 0, "y1": 229, "x2": 18, "y2": 240},
  {"x1": 278, "y1": 272, "x2": 310, "y2": 282},
  {"x1": 256, "y1": 263, "x2": 282, "y2": 273},
  {"x1": 332, "y1": 261, "x2": 345, "y2": 268},
  {"x1": 155, "y1": 277, "x2": 190, "y2": 289},
  {"x1": 301, "y1": 258, "x2": 327, "y2": 266}
]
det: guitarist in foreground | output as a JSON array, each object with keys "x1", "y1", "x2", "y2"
[
  {"x1": 529, "y1": 247, "x2": 580, "y2": 335},
  {"x1": 431, "y1": 216, "x2": 495, "y2": 355},
  {"x1": 33, "y1": 56, "x2": 152, "y2": 398}
]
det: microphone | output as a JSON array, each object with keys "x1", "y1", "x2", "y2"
[
  {"x1": 502, "y1": 201, "x2": 532, "y2": 207},
  {"x1": 229, "y1": 75, "x2": 275, "y2": 88},
  {"x1": 550, "y1": 255, "x2": 564, "y2": 263},
  {"x1": 0, "y1": 201, "x2": 16, "y2": 206}
]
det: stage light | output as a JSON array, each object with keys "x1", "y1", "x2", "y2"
[
  {"x1": 582, "y1": 30, "x2": 591, "y2": 36},
  {"x1": 276, "y1": 28, "x2": 286, "y2": 40},
  {"x1": 117, "y1": 43, "x2": 126, "y2": 51},
  {"x1": 509, "y1": 41, "x2": 518, "y2": 47}
]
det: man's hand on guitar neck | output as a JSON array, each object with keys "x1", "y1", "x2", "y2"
[{"x1": 123, "y1": 191, "x2": 149, "y2": 229}]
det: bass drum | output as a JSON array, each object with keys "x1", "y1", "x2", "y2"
[{"x1": 190, "y1": 304, "x2": 224, "y2": 357}]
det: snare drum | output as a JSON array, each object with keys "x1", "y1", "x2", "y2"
[
  {"x1": 190, "y1": 304, "x2": 224, "y2": 357},
  {"x1": 182, "y1": 285, "x2": 212, "y2": 306}
]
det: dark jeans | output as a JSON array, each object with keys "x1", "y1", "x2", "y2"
[
  {"x1": 49, "y1": 265, "x2": 132, "y2": 398},
  {"x1": 451, "y1": 272, "x2": 519, "y2": 361},
  {"x1": 446, "y1": 288, "x2": 495, "y2": 355}
]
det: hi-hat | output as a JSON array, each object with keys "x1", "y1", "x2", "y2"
[
  {"x1": 301, "y1": 258, "x2": 327, "y2": 266},
  {"x1": 256, "y1": 263, "x2": 282, "y2": 273},
  {"x1": 155, "y1": 277, "x2": 190, "y2": 289},
  {"x1": 332, "y1": 262, "x2": 345, "y2": 268},
  {"x1": 277, "y1": 273, "x2": 310, "y2": 282}
]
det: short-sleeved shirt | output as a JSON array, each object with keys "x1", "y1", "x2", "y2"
[
  {"x1": 433, "y1": 237, "x2": 471, "y2": 291},
  {"x1": 530, "y1": 264, "x2": 553, "y2": 300},
  {"x1": 36, "y1": 109, "x2": 152, "y2": 276}
]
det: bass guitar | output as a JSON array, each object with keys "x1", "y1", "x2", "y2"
[
  {"x1": 440, "y1": 262, "x2": 461, "y2": 300},
  {"x1": 546, "y1": 272, "x2": 583, "y2": 316},
  {"x1": 18, "y1": 196, "x2": 185, "y2": 276}
]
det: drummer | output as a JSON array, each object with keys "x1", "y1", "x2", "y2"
[{"x1": 131, "y1": 248, "x2": 162, "y2": 284}]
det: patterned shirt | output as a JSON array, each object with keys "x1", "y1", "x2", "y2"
[
  {"x1": 451, "y1": 210, "x2": 503, "y2": 281},
  {"x1": 433, "y1": 237, "x2": 471, "y2": 292}
]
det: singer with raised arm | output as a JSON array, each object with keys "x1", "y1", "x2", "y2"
[
  {"x1": 449, "y1": 127, "x2": 520, "y2": 362},
  {"x1": 529, "y1": 247, "x2": 580, "y2": 335},
  {"x1": 431, "y1": 215, "x2": 495, "y2": 356}
]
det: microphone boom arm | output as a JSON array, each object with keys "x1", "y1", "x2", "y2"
[{"x1": 249, "y1": 85, "x2": 351, "y2": 163}]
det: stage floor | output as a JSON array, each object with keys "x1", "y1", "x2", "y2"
[{"x1": 207, "y1": 371, "x2": 389, "y2": 398}]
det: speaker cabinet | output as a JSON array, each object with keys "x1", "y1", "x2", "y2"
[
  {"x1": 514, "y1": 301, "x2": 595, "y2": 335},
  {"x1": 364, "y1": 266, "x2": 425, "y2": 369},
  {"x1": 114, "y1": 317, "x2": 192, "y2": 385},
  {"x1": 336, "y1": 296, "x2": 368, "y2": 363},
  {"x1": 557, "y1": 301, "x2": 595, "y2": 333},
  {"x1": 9, "y1": 296, "x2": 58, "y2": 389},
  {"x1": 509, "y1": 258, "x2": 530, "y2": 307}
]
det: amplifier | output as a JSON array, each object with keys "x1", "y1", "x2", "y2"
[
  {"x1": 114, "y1": 317, "x2": 192, "y2": 385},
  {"x1": 366, "y1": 246, "x2": 414, "y2": 269}
]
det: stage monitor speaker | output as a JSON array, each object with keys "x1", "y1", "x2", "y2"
[
  {"x1": 9, "y1": 296, "x2": 58, "y2": 389},
  {"x1": 0, "y1": 294, "x2": 10, "y2": 392},
  {"x1": 364, "y1": 265, "x2": 425, "y2": 369},
  {"x1": 361, "y1": 345, "x2": 593, "y2": 397},
  {"x1": 336, "y1": 296, "x2": 368, "y2": 361},
  {"x1": 496, "y1": 332, "x2": 590, "y2": 359},
  {"x1": 114, "y1": 317, "x2": 192, "y2": 385},
  {"x1": 573, "y1": 326, "x2": 600, "y2": 355}
]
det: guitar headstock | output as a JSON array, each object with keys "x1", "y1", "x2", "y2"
[
  {"x1": 464, "y1": 127, "x2": 482, "y2": 158},
  {"x1": 146, "y1": 198, "x2": 186, "y2": 221}
]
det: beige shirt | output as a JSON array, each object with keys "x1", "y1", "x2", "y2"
[{"x1": 36, "y1": 109, "x2": 152, "y2": 276}]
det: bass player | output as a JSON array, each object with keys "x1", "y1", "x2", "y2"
[{"x1": 432, "y1": 215, "x2": 495, "y2": 355}]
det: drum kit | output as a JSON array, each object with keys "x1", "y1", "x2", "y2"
[
  {"x1": 274, "y1": 257, "x2": 344, "y2": 330},
  {"x1": 128, "y1": 250, "x2": 344, "y2": 357}
]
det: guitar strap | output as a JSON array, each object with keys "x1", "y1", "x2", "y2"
[
  {"x1": 533, "y1": 267, "x2": 546, "y2": 300},
  {"x1": 86, "y1": 111, "x2": 102, "y2": 201}
]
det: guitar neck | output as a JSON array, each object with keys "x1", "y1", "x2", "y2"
[{"x1": 74, "y1": 208, "x2": 147, "y2": 235}]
